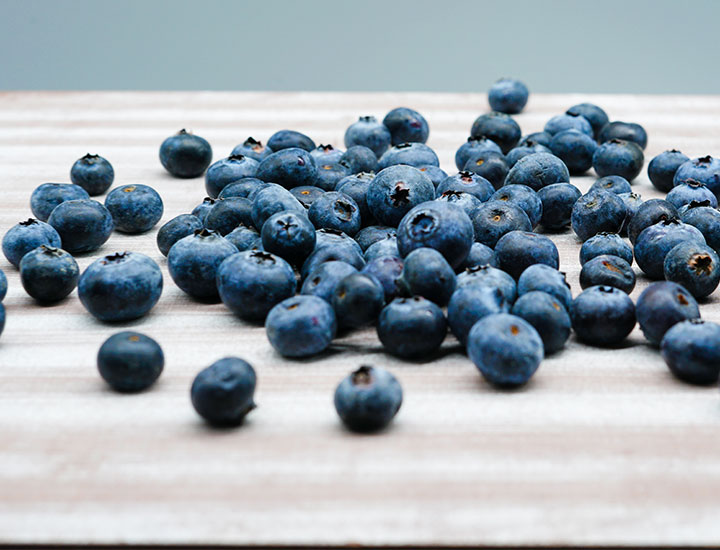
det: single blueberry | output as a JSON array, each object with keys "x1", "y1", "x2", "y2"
[
  {"x1": 265, "y1": 295, "x2": 337, "y2": 358},
  {"x1": 260, "y1": 211, "x2": 316, "y2": 266},
  {"x1": 495, "y1": 231, "x2": 559, "y2": 280},
  {"x1": 436, "y1": 171, "x2": 493, "y2": 203},
  {"x1": 519, "y1": 132, "x2": 553, "y2": 147},
  {"x1": 377, "y1": 142, "x2": 439, "y2": 170},
  {"x1": 398, "y1": 247, "x2": 456, "y2": 306},
  {"x1": 648, "y1": 149, "x2": 689, "y2": 193},
  {"x1": 673, "y1": 155, "x2": 720, "y2": 199},
  {"x1": 627, "y1": 199, "x2": 678, "y2": 245},
  {"x1": 579, "y1": 232, "x2": 633, "y2": 266},
  {"x1": 488, "y1": 78, "x2": 529, "y2": 114},
  {"x1": 336, "y1": 172, "x2": 375, "y2": 221},
  {"x1": 332, "y1": 273, "x2": 385, "y2": 329},
  {"x1": 217, "y1": 178, "x2": 270, "y2": 200},
  {"x1": 636, "y1": 281, "x2": 700, "y2": 346},
  {"x1": 225, "y1": 224, "x2": 262, "y2": 252},
  {"x1": 156, "y1": 214, "x2": 204, "y2": 257},
  {"x1": 470, "y1": 112, "x2": 521, "y2": 154},
  {"x1": 590, "y1": 175, "x2": 632, "y2": 196},
  {"x1": 592, "y1": 139, "x2": 645, "y2": 181},
  {"x1": 367, "y1": 165, "x2": 435, "y2": 227},
  {"x1": 383, "y1": 107, "x2": 429, "y2": 145},
  {"x1": 456, "y1": 264, "x2": 517, "y2": 303},
  {"x1": 661, "y1": 319, "x2": 720, "y2": 385},
  {"x1": 267, "y1": 129, "x2": 315, "y2": 152},
  {"x1": 97, "y1": 331, "x2": 164, "y2": 392},
  {"x1": 537, "y1": 182, "x2": 581, "y2": 230},
  {"x1": 570, "y1": 285, "x2": 636, "y2": 347},
  {"x1": 30, "y1": 183, "x2": 89, "y2": 222},
  {"x1": 344, "y1": 116, "x2": 392, "y2": 157},
  {"x1": 505, "y1": 141, "x2": 552, "y2": 168},
  {"x1": 364, "y1": 236, "x2": 400, "y2": 262},
  {"x1": 290, "y1": 185, "x2": 326, "y2": 209},
  {"x1": 159, "y1": 129, "x2": 212, "y2": 178},
  {"x1": 340, "y1": 145, "x2": 378, "y2": 174},
  {"x1": 517, "y1": 264, "x2": 572, "y2": 311},
  {"x1": 598, "y1": 121, "x2": 648, "y2": 149},
  {"x1": 361, "y1": 256, "x2": 404, "y2": 303},
  {"x1": 434, "y1": 190, "x2": 483, "y2": 220},
  {"x1": 191, "y1": 357, "x2": 257, "y2": 426},
  {"x1": 490, "y1": 184, "x2": 542, "y2": 228},
  {"x1": 204, "y1": 197, "x2": 254, "y2": 236},
  {"x1": 504, "y1": 152, "x2": 570, "y2": 191},
  {"x1": 19, "y1": 245, "x2": 79, "y2": 303},
  {"x1": 663, "y1": 241, "x2": 720, "y2": 299},
  {"x1": 104, "y1": 184, "x2": 163, "y2": 234},
  {"x1": 310, "y1": 144, "x2": 345, "y2": 166},
  {"x1": 308, "y1": 191, "x2": 361, "y2": 236},
  {"x1": 549, "y1": 129, "x2": 597, "y2": 174},
  {"x1": 544, "y1": 113, "x2": 593, "y2": 137},
  {"x1": 471, "y1": 200, "x2": 532, "y2": 248},
  {"x1": 571, "y1": 190, "x2": 627, "y2": 242},
  {"x1": 205, "y1": 155, "x2": 259, "y2": 198},
  {"x1": 377, "y1": 296, "x2": 446, "y2": 359},
  {"x1": 70, "y1": 153, "x2": 114, "y2": 196},
  {"x1": 334, "y1": 366, "x2": 403, "y2": 432},
  {"x1": 314, "y1": 160, "x2": 352, "y2": 191},
  {"x1": 511, "y1": 291, "x2": 571, "y2": 355},
  {"x1": 680, "y1": 202, "x2": 720, "y2": 253},
  {"x1": 301, "y1": 261, "x2": 358, "y2": 303},
  {"x1": 417, "y1": 165, "x2": 448, "y2": 188},
  {"x1": 462, "y1": 150, "x2": 509, "y2": 190},
  {"x1": 458, "y1": 242, "x2": 497, "y2": 270},
  {"x1": 191, "y1": 197, "x2": 218, "y2": 225},
  {"x1": 448, "y1": 285, "x2": 508, "y2": 346},
  {"x1": 301, "y1": 241, "x2": 365, "y2": 281},
  {"x1": 579, "y1": 254, "x2": 636, "y2": 294},
  {"x1": 355, "y1": 225, "x2": 396, "y2": 252},
  {"x1": 251, "y1": 184, "x2": 308, "y2": 230},
  {"x1": 666, "y1": 180, "x2": 718, "y2": 209},
  {"x1": 255, "y1": 148, "x2": 318, "y2": 191},
  {"x1": 618, "y1": 192, "x2": 644, "y2": 236},
  {"x1": 2, "y1": 218, "x2": 62, "y2": 268}
]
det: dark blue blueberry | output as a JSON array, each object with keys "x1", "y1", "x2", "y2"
[
  {"x1": 332, "y1": 273, "x2": 385, "y2": 329},
  {"x1": 217, "y1": 250, "x2": 296, "y2": 321},
  {"x1": 504, "y1": 152, "x2": 570, "y2": 191},
  {"x1": 310, "y1": 144, "x2": 345, "y2": 166},
  {"x1": 260, "y1": 211, "x2": 316, "y2": 266},
  {"x1": 571, "y1": 190, "x2": 627, "y2": 242},
  {"x1": 511, "y1": 291, "x2": 570, "y2": 355},
  {"x1": 437, "y1": 171, "x2": 494, "y2": 202},
  {"x1": 434, "y1": 190, "x2": 482, "y2": 219},
  {"x1": 97, "y1": 332, "x2": 164, "y2": 392},
  {"x1": 458, "y1": 242, "x2": 497, "y2": 270},
  {"x1": 265, "y1": 295, "x2": 337, "y2": 357},
  {"x1": 636, "y1": 281, "x2": 700, "y2": 346},
  {"x1": 679, "y1": 202, "x2": 720, "y2": 253},
  {"x1": 455, "y1": 137, "x2": 503, "y2": 171},
  {"x1": 19, "y1": 245, "x2": 79, "y2": 303},
  {"x1": 663, "y1": 241, "x2": 720, "y2": 299},
  {"x1": 340, "y1": 145, "x2": 378, "y2": 174},
  {"x1": 255, "y1": 148, "x2": 318, "y2": 190},
  {"x1": 301, "y1": 260, "x2": 358, "y2": 302},
  {"x1": 467, "y1": 313, "x2": 544, "y2": 386},
  {"x1": 471, "y1": 200, "x2": 531, "y2": 248},
  {"x1": 417, "y1": 165, "x2": 448, "y2": 188},
  {"x1": 0, "y1": 302, "x2": 4, "y2": 337},
  {"x1": 634, "y1": 219, "x2": 705, "y2": 279},
  {"x1": 648, "y1": 149, "x2": 689, "y2": 193},
  {"x1": 78, "y1": 252, "x2": 163, "y2": 322},
  {"x1": 361, "y1": 256, "x2": 404, "y2": 303},
  {"x1": 598, "y1": 121, "x2": 648, "y2": 149},
  {"x1": 517, "y1": 264, "x2": 572, "y2": 310},
  {"x1": 673, "y1": 155, "x2": 720, "y2": 198},
  {"x1": 167, "y1": 229, "x2": 237, "y2": 300},
  {"x1": 495, "y1": 231, "x2": 559, "y2": 280},
  {"x1": 205, "y1": 154, "x2": 259, "y2": 198},
  {"x1": 570, "y1": 285, "x2": 635, "y2": 346},
  {"x1": 104, "y1": 184, "x2": 163, "y2": 234},
  {"x1": 266, "y1": 129, "x2": 315, "y2": 152},
  {"x1": 462, "y1": 150, "x2": 509, "y2": 190},
  {"x1": 544, "y1": 113, "x2": 593, "y2": 137},
  {"x1": 505, "y1": 142, "x2": 552, "y2": 168},
  {"x1": 448, "y1": 285, "x2": 508, "y2": 346},
  {"x1": 344, "y1": 116, "x2": 392, "y2": 157},
  {"x1": 204, "y1": 197, "x2": 254, "y2": 236},
  {"x1": 579, "y1": 254, "x2": 635, "y2": 294},
  {"x1": 661, "y1": 319, "x2": 720, "y2": 385},
  {"x1": 47, "y1": 199, "x2": 114, "y2": 254},
  {"x1": 30, "y1": 183, "x2": 89, "y2": 222},
  {"x1": 217, "y1": 178, "x2": 270, "y2": 200},
  {"x1": 618, "y1": 192, "x2": 644, "y2": 236},
  {"x1": 355, "y1": 225, "x2": 396, "y2": 251},
  {"x1": 377, "y1": 296, "x2": 446, "y2": 359},
  {"x1": 334, "y1": 366, "x2": 402, "y2": 432},
  {"x1": 549, "y1": 129, "x2": 597, "y2": 174},
  {"x1": 627, "y1": 199, "x2": 678, "y2": 245},
  {"x1": 490, "y1": 184, "x2": 542, "y2": 228},
  {"x1": 191, "y1": 197, "x2": 217, "y2": 225},
  {"x1": 336, "y1": 172, "x2": 375, "y2": 221},
  {"x1": 592, "y1": 138, "x2": 644, "y2": 181},
  {"x1": 456, "y1": 264, "x2": 517, "y2": 303},
  {"x1": 225, "y1": 225, "x2": 262, "y2": 252},
  {"x1": 666, "y1": 180, "x2": 718, "y2": 209},
  {"x1": 399, "y1": 247, "x2": 456, "y2": 306},
  {"x1": 70, "y1": 153, "x2": 114, "y2": 196},
  {"x1": 579, "y1": 232, "x2": 633, "y2": 266},
  {"x1": 314, "y1": 160, "x2": 352, "y2": 191},
  {"x1": 2, "y1": 218, "x2": 61, "y2": 268},
  {"x1": 191, "y1": 357, "x2": 256, "y2": 426},
  {"x1": 470, "y1": 112, "x2": 521, "y2": 154},
  {"x1": 308, "y1": 191, "x2": 361, "y2": 236},
  {"x1": 537, "y1": 182, "x2": 581, "y2": 230},
  {"x1": 488, "y1": 78, "x2": 529, "y2": 114},
  {"x1": 383, "y1": 107, "x2": 429, "y2": 145},
  {"x1": 251, "y1": 184, "x2": 307, "y2": 230},
  {"x1": 566, "y1": 103, "x2": 609, "y2": 139},
  {"x1": 364, "y1": 236, "x2": 400, "y2": 262},
  {"x1": 313, "y1": 227, "x2": 363, "y2": 257},
  {"x1": 377, "y1": 142, "x2": 439, "y2": 170},
  {"x1": 367, "y1": 165, "x2": 435, "y2": 227},
  {"x1": 231, "y1": 137, "x2": 273, "y2": 161},
  {"x1": 590, "y1": 175, "x2": 632, "y2": 195},
  {"x1": 302, "y1": 235, "x2": 365, "y2": 279},
  {"x1": 519, "y1": 132, "x2": 553, "y2": 147},
  {"x1": 159, "y1": 129, "x2": 212, "y2": 178},
  {"x1": 290, "y1": 185, "x2": 325, "y2": 209},
  {"x1": 0, "y1": 269, "x2": 6, "y2": 301}
]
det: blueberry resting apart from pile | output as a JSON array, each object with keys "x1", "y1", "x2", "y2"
[
  {"x1": 105, "y1": 184, "x2": 164, "y2": 234},
  {"x1": 334, "y1": 366, "x2": 403, "y2": 432},
  {"x1": 267, "y1": 129, "x2": 316, "y2": 152},
  {"x1": 265, "y1": 295, "x2": 337, "y2": 358},
  {"x1": 97, "y1": 332, "x2": 164, "y2": 392},
  {"x1": 205, "y1": 154, "x2": 259, "y2": 198},
  {"x1": 2, "y1": 218, "x2": 62, "y2": 267},
  {"x1": 636, "y1": 281, "x2": 700, "y2": 346},
  {"x1": 579, "y1": 254, "x2": 636, "y2": 294},
  {"x1": 495, "y1": 230, "x2": 559, "y2": 280},
  {"x1": 70, "y1": 153, "x2": 114, "y2": 196},
  {"x1": 30, "y1": 183, "x2": 89, "y2": 222},
  {"x1": 660, "y1": 319, "x2": 720, "y2": 385},
  {"x1": 19, "y1": 245, "x2": 79, "y2": 303},
  {"x1": 398, "y1": 247, "x2": 456, "y2": 306},
  {"x1": 504, "y1": 152, "x2": 570, "y2": 191},
  {"x1": 511, "y1": 291, "x2": 571, "y2": 355},
  {"x1": 231, "y1": 137, "x2": 273, "y2": 162},
  {"x1": 448, "y1": 285, "x2": 509, "y2": 346},
  {"x1": 191, "y1": 357, "x2": 257, "y2": 426},
  {"x1": 383, "y1": 107, "x2": 429, "y2": 145},
  {"x1": 332, "y1": 273, "x2": 385, "y2": 329},
  {"x1": 536, "y1": 183, "x2": 581, "y2": 230},
  {"x1": 47, "y1": 199, "x2": 114, "y2": 254},
  {"x1": 488, "y1": 78, "x2": 529, "y2": 114},
  {"x1": 0, "y1": 268, "x2": 6, "y2": 301},
  {"x1": 159, "y1": 129, "x2": 213, "y2": 178},
  {"x1": 156, "y1": 214, "x2": 204, "y2": 257},
  {"x1": 570, "y1": 285, "x2": 636, "y2": 347},
  {"x1": 377, "y1": 296, "x2": 446, "y2": 358},
  {"x1": 648, "y1": 149, "x2": 689, "y2": 193},
  {"x1": 663, "y1": 241, "x2": 720, "y2": 299},
  {"x1": 344, "y1": 116, "x2": 392, "y2": 158}
]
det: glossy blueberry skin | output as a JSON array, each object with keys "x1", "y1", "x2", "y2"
[
  {"x1": 47, "y1": 199, "x2": 114, "y2": 254},
  {"x1": 417, "y1": 165, "x2": 448, "y2": 188},
  {"x1": 332, "y1": 273, "x2": 385, "y2": 329},
  {"x1": 673, "y1": 156, "x2": 720, "y2": 198},
  {"x1": 314, "y1": 161, "x2": 352, "y2": 192},
  {"x1": 377, "y1": 142, "x2": 439, "y2": 170},
  {"x1": 618, "y1": 192, "x2": 643, "y2": 236},
  {"x1": 190, "y1": 197, "x2": 217, "y2": 225},
  {"x1": 364, "y1": 236, "x2": 400, "y2": 262},
  {"x1": 205, "y1": 155, "x2": 259, "y2": 198},
  {"x1": 0, "y1": 269, "x2": 6, "y2": 301},
  {"x1": 549, "y1": 129, "x2": 597, "y2": 174},
  {"x1": 680, "y1": 203, "x2": 720, "y2": 253},
  {"x1": 355, "y1": 225, "x2": 396, "y2": 251},
  {"x1": 504, "y1": 152, "x2": 570, "y2": 192},
  {"x1": 377, "y1": 297, "x2": 446, "y2": 359},
  {"x1": 448, "y1": 285, "x2": 508, "y2": 346},
  {"x1": 490, "y1": 184, "x2": 542, "y2": 228},
  {"x1": 544, "y1": 113, "x2": 593, "y2": 137},
  {"x1": 361, "y1": 255, "x2": 404, "y2": 302},
  {"x1": 344, "y1": 116, "x2": 392, "y2": 157},
  {"x1": 634, "y1": 219, "x2": 705, "y2": 280},
  {"x1": 2, "y1": 218, "x2": 62, "y2": 268},
  {"x1": 598, "y1": 121, "x2": 648, "y2": 149},
  {"x1": 590, "y1": 175, "x2": 632, "y2": 195},
  {"x1": 579, "y1": 232, "x2": 633, "y2": 265},
  {"x1": 471, "y1": 200, "x2": 532, "y2": 248},
  {"x1": 256, "y1": 147, "x2": 319, "y2": 191},
  {"x1": 580, "y1": 254, "x2": 635, "y2": 294},
  {"x1": 666, "y1": 180, "x2": 718, "y2": 209},
  {"x1": 70, "y1": 154, "x2": 114, "y2": 196},
  {"x1": 648, "y1": 150, "x2": 689, "y2": 193},
  {"x1": 495, "y1": 231, "x2": 559, "y2": 280},
  {"x1": 310, "y1": 144, "x2": 345, "y2": 166},
  {"x1": 636, "y1": 281, "x2": 700, "y2": 346},
  {"x1": 457, "y1": 264, "x2": 517, "y2": 303},
  {"x1": 517, "y1": 264, "x2": 572, "y2": 311},
  {"x1": 520, "y1": 132, "x2": 553, "y2": 147},
  {"x1": 159, "y1": 129, "x2": 212, "y2": 178},
  {"x1": 301, "y1": 261, "x2": 358, "y2": 303},
  {"x1": 566, "y1": 103, "x2": 609, "y2": 139},
  {"x1": 266, "y1": 295, "x2": 337, "y2": 358},
  {"x1": 511, "y1": 291, "x2": 570, "y2": 355},
  {"x1": 19, "y1": 246, "x2": 79, "y2": 302},
  {"x1": 0, "y1": 302, "x2": 4, "y2": 336},
  {"x1": 251, "y1": 184, "x2": 307, "y2": 230},
  {"x1": 458, "y1": 242, "x2": 497, "y2": 270},
  {"x1": 78, "y1": 252, "x2": 163, "y2": 322},
  {"x1": 571, "y1": 190, "x2": 627, "y2": 242},
  {"x1": 334, "y1": 366, "x2": 402, "y2": 432},
  {"x1": 467, "y1": 313, "x2": 544, "y2": 387},
  {"x1": 435, "y1": 190, "x2": 482, "y2": 220},
  {"x1": 308, "y1": 191, "x2": 361, "y2": 236},
  {"x1": 30, "y1": 183, "x2": 89, "y2": 221},
  {"x1": 260, "y1": 211, "x2": 316, "y2": 266},
  {"x1": 437, "y1": 171, "x2": 494, "y2": 202},
  {"x1": 455, "y1": 137, "x2": 503, "y2": 171},
  {"x1": 104, "y1": 184, "x2": 163, "y2": 234},
  {"x1": 167, "y1": 229, "x2": 237, "y2": 300},
  {"x1": 226, "y1": 225, "x2": 261, "y2": 252},
  {"x1": 336, "y1": 172, "x2": 375, "y2": 221},
  {"x1": 488, "y1": 78, "x2": 529, "y2": 114},
  {"x1": 301, "y1": 241, "x2": 365, "y2": 281},
  {"x1": 267, "y1": 129, "x2": 315, "y2": 152},
  {"x1": 205, "y1": 197, "x2": 254, "y2": 236},
  {"x1": 156, "y1": 214, "x2": 203, "y2": 257},
  {"x1": 470, "y1": 112, "x2": 521, "y2": 154},
  {"x1": 231, "y1": 137, "x2": 273, "y2": 161},
  {"x1": 399, "y1": 247, "x2": 456, "y2": 306},
  {"x1": 537, "y1": 182, "x2": 581, "y2": 230},
  {"x1": 290, "y1": 185, "x2": 325, "y2": 209},
  {"x1": 383, "y1": 107, "x2": 429, "y2": 145},
  {"x1": 97, "y1": 331, "x2": 164, "y2": 392},
  {"x1": 367, "y1": 165, "x2": 435, "y2": 227},
  {"x1": 663, "y1": 241, "x2": 720, "y2": 299},
  {"x1": 505, "y1": 142, "x2": 552, "y2": 168},
  {"x1": 661, "y1": 319, "x2": 720, "y2": 385},
  {"x1": 627, "y1": 199, "x2": 678, "y2": 245},
  {"x1": 462, "y1": 151, "x2": 509, "y2": 190},
  {"x1": 217, "y1": 250, "x2": 296, "y2": 322},
  {"x1": 570, "y1": 285, "x2": 636, "y2": 346},
  {"x1": 217, "y1": 178, "x2": 270, "y2": 200},
  {"x1": 191, "y1": 357, "x2": 257, "y2": 426},
  {"x1": 340, "y1": 146, "x2": 378, "y2": 174},
  {"x1": 592, "y1": 139, "x2": 645, "y2": 181}
]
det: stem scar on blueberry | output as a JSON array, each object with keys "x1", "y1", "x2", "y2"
[
  {"x1": 128, "y1": 335, "x2": 140, "y2": 342},
  {"x1": 20, "y1": 218, "x2": 39, "y2": 226},
  {"x1": 123, "y1": 186, "x2": 136, "y2": 192},
  {"x1": 396, "y1": 143, "x2": 412, "y2": 149},
  {"x1": 602, "y1": 261, "x2": 621, "y2": 273},
  {"x1": 390, "y1": 184, "x2": 410, "y2": 206},
  {"x1": 194, "y1": 228, "x2": 216, "y2": 237},
  {"x1": 475, "y1": 159, "x2": 484, "y2": 166},
  {"x1": 510, "y1": 325, "x2": 520, "y2": 335},
  {"x1": 286, "y1": 302, "x2": 300, "y2": 310},
  {"x1": 677, "y1": 293, "x2": 689, "y2": 305},
  {"x1": 250, "y1": 250, "x2": 276, "y2": 264},
  {"x1": 698, "y1": 155, "x2": 713, "y2": 164},
  {"x1": 690, "y1": 254, "x2": 713, "y2": 276},
  {"x1": 334, "y1": 200, "x2": 354, "y2": 221},
  {"x1": 101, "y1": 252, "x2": 129, "y2": 265},
  {"x1": 228, "y1": 154, "x2": 246, "y2": 161},
  {"x1": 352, "y1": 366, "x2": 374, "y2": 386},
  {"x1": 322, "y1": 165, "x2": 333, "y2": 170}
]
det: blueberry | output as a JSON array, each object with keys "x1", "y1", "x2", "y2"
[
  {"x1": 580, "y1": 254, "x2": 635, "y2": 294},
  {"x1": 159, "y1": 129, "x2": 212, "y2": 178},
  {"x1": 377, "y1": 296, "x2": 446, "y2": 359},
  {"x1": 618, "y1": 191, "x2": 644, "y2": 235},
  {"x1": 579, "y1": 232, "x2": 633, "y2": 265},
  {"x1": 301, "y1": 261, "x2": 358, "y2": 303},
  {"x1": 266, "y1": 129, "x2": 315, "y2": 152},
  {"x1": 204, "y1": 197, "x2": 254, "y2": 236},
  {"x1": 340, "y1": 146, "x2": 378, "y2": 174},
  {"x1": 314, "y1": 161, "x2": 352, "y2": 191},
  {"x1": 231, "y1": 136, "x2": 273, "y2": 161},
  {"x1": 661, "y1": 319, "x2": 720, "y2": 385},
  {"x1": 495, "y1": 231, "x2": 559, "y2": 280},
  {"x1": 448, "y1": 285, "x2": 508, "y2": 346},
  {"x1": 647, "y1": 149, "x2": 689, "y2": 193},
  {"x1": 377, "y1": 142, "x2": 439, "y2": 170},
  {"x1": 488, "y1": 78, "x2": 529, "y2": 114},
  {"x1": 666, "y1": 179, "x2": 718, "y2": 209},
  {"x1": 398, "y1": 247, "x2": 456, "y2": 306},
  {"x1": 590, "y1": 175, "x2": 632, "y2": 196},
  {"x1": 191, "y1": 357, "x2": 257, "y2": 426},
  {"x1": 2, "y1": 218, "x2": 61, "y2": 268},
  {"x1": 470, "y1": 112, "x2": 521, "y2": 154},
  {"x1": 549, "y1": 129, "x2": 597, "y2": 174},
  {"x1": 251, "y1": 184, "x2": 307, "y2": 229},
  {"x1": 336, "y1": 172, "x2": 375, "y2": 221},
  {"x1": 104, "y1": 184, "x2": 163, "y2": 234},
  {"x1": 334, "y1": 366, "x2": 403, "y2": 432},
  {"x1": 225, "y1": 225, "x2": 262, "y2": 252},
  {"x1": 383, "y1": 107, "x2": 429, "y2": 145},
  {"x1": 260, "y1": 211, "x2": 316, "y2": 266},
  {"x1": 519, "y1": 132, "x2": 553, "y2": 147},
  {"x1": 191, "y1": 197, "x2": 218, "y2": 225},
  {"x1": 367, "y1": 165, "x2": 435, "y2": 227},
  {"x1": 458, "y1": 242, "x2": 497, "y2": 270},
  {"x1": 592, "y1": 139, "x2": 644, "y2": 181},
  {"x1": 663, "y1": 241, "x2": 720, "y2": 299},
  {"x1": 361, "y1": 256, "x2": 404, "y2": 303},
  {"x1": 537, "y1": 182, "x2": 581, "y2": 230},
  {"x1": 467, "y1": 313, "x2": 544, "y2": 386},
  {"x1": 301, "y1": 240, "x2": 365, "y2": 280},
  {"x1": 471, "y1": 200, "x2": 532, "y2": 248},
  {"x1": 313, "y1": 228, "x2": 365, "y2": 257},
  {"x1": 167, "y1": 229, "x2": 237, "y2": 300},
  {"x1": 70, "y1": 153, "x2": 114, "y2": 196},
  {"x1": 544, "y1": 113, "x2": 593, "y2": 137},
  {"x1": 0, "y1": 269, "x2": 6, "y2": 301},
  {"x1": 570, "y1": 285, "x2": 635, "y2": 346},
  {"x1": 511, "y1": 291, "x2": 571, "y2": 355},
  {"x1": 256, "y1": 148, "x2": 319, "y2": 191},
  {"x1": 517, "y1": 264, "x2": 572, "y2": 310},
  {"x1": 505, "y1": 141, "x2": 552, "y2": 168},
  {"x1": 634, "y1": 219, "x2": 705, "y2": 279},
  {"x1": 456, "y1": 264, "x2": 517, "y2": 303},
  {"x1": 455, "y1": 137, "x2": 503, "y2": 171},
  {"x1": 417, "y1": 165, "x2": 448, "y2": 187},
  {"x1": 462, "y1": 150, "x2": 509, "y2": 190},
  {"x1": 47, "y1": 199, "x2": 113, "y2": 254},
  {"x1": 308, "y1": 191, "x2": 361, "y2": 236},
  {"x1": 30, "y1": 183, "x2": 89, "y2": 222},
  {"x1": 19, "y1": 245, "x2": 79, "y2": 303},
  {"x1": 344, "y1": 116, "x2": 392, "y2": 157},
  {"x1": 96, "y1": 331, "x2": 164, "y2": 393},
  {"x1": 290, "y1": 185, "x2": 325, "y2": 209},
  {"x1": 332, "y1": 273, "x2": 385, "y2": 329},
  {"x1": 598, "y1": 121, "x2": 648, "y2": 149},
  {"x1": 78, "y1": 252, "x2": 163, "y2": 322},
  {"x1": 679, "y1": 202, "x2": 720, "y2": 253},
  {"x1": 217, "y1": 178, "x2": 270, "y2": 200},
  {"x1": 673, "y1": 155, "x2": 720, "y2": 198},
  {"x1": 566, "y1": 103, "x2": 609, "y2": 139},
  {"x1": 436, "y1": 171, "x2": 493, "y2": 202},
  {"x1": 355, "y1": 225, "x2": 396, "y2": 251},
  {"x1": 156, "y1": 214, "x2": 203, "y2": 257},
  {"x1": 363, "y1": 236, "x2": 400, "y2": 262},
  {"x1": 504, "y1": 152, "x2": 570, "y2": 191},
  {"x1": 434, "y1": 190, "x2": 482, "y2": 219},
  {"x1": 310, "y1": 144, "x2": 345, "y2": 166},
  {"x1": 205, "y1": 155, "x2": 259, "y2": 198},
  {"x1": 636, "y1": 281, "x2": 700, "y2": 346},
  {"x1": 490, "y1": 184, "x2": 542, "y2": 228},
  {"x1": 626, "y1": 198, "x2": 678, "y2": 245},
  {"x1": 571, "y1": 190, "x2": 627, "y2": 242},
  {"x1": 266, "y1": 295, "x2": 337, "y2": 358}
]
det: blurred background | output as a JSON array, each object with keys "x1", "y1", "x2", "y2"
[{"x1": 2, "y1": 0, "x2": 718, "y2": 93}]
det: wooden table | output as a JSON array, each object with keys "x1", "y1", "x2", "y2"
[{"x1": 1, "y1": 92, "x2": 719, "y2": 548}]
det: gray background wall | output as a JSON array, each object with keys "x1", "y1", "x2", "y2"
[{"x1": 1, "y1": 0, "x2": 718, "y2": 93}]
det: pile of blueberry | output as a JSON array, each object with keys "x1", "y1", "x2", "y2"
[{"x1": 2, "y1": 77, "x2": 720, "y2": 433}]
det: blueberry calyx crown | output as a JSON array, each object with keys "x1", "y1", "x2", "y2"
[
  {"x1": 102, "y1": 252, "x2": 129, "y2": 264},
  {"x1": 244, "y1": 137, "x2": 263, "y2": 148},
  {"x1": 466, "y1": 264, "x2": 490, "y2": 274},
  {"x1": 351, "y1": 365, "x2": 374, "y2": 386},
  {"x1": 318, "y1": 227, "x2": 345, "y2": 236},
  {"x1": 608, "y1": 138, "x2": 625, "y2": 145},
  {"x1": 19, "y1": 218, "x2": 39, "y2": 226},
  {"x1": 658, "y1": 217, "x2": 681, "y2": 227},
  {"x1": 194, "y1": 228, "x2": 217, "y2": 238},
  {"x1": 597, "y1": 285, "x2": 616, "y2": 294},
  {"x1": 458, "y1": 170, "x2": 474, "y2": 179},
  {"x1": 390, "y1": 184, "x2": 410, "y2": 206},
  {"x1": 228, "y1": 154, "x2": 246, "y2": 162},
  {"x1": 690, "y1": 253, "x2": 713, "y2": 276},
  {"x1": 440, "y1": 190, "x2": 464, "y2": 200},
  {"x1": 359, "y1": 115, "x2": 377, "y2": 123},
  {"x1": 668, "y1": 148, "x2": 682, "y2": 153},
  {"x1": 698, "y1": 155, "x2": 713, "y2": 164},
  {"x1": 250, "y1": 250, "x2": 276, "y2": 264},
  {"x1": 202, "y1": 197, "x2": 217, "y2": 205},
  {"x1": 356, "y1": 171, "x2": 375, "y2": 178},
  {"x1": 177, "y1": 128, "x2": 189, "y2": 135},
  {"x1": 39, "y1": 245, "x2": 62, "y2": 256},
  {"x1": 81, "y1": 153, "x2": 101, "y2": 163},
  {"x1": 317, "y1": 144, "x2": 335, "y2": 152},
  {"x1": 684, "y1": 178, "x2": 705, "y2": 188},
  {"x1": 687, "y1": 200, "x2": 712, "y2": 209},
  {"x1": 689, "y1": 318, "x2": 706, "y2": 325},
  {"x1": 395, "y1": 143, "x2": 413, "y2": 150}
]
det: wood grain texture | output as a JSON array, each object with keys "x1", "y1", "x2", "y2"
[{"x1": 1, "y1": 92, "x2": 720, "y2": 547}]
